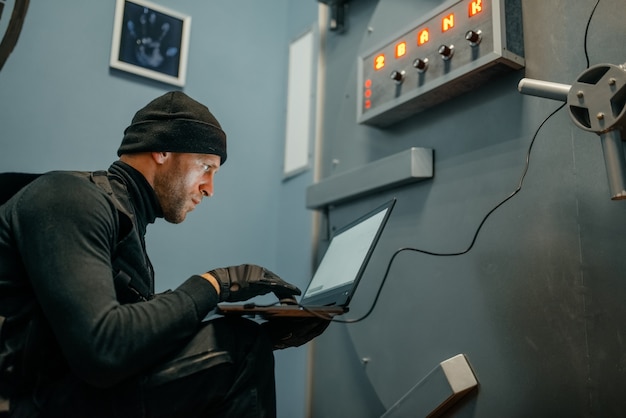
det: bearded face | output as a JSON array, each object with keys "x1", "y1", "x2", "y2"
[{"x1": 152, "y1": 153, "x2": 220, "y2": 223}]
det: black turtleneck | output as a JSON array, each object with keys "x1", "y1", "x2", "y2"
[{"x1": 109, "y1": 160, "x2": 163, "y2": 231}]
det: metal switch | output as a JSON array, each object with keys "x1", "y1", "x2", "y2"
[
  {"x1": 390, "y1": 70, "x2": 405, "y2": 84},
  {"x1": 413, "y1": 58, "x2": 429, "y2": 73},
  {"x1": 465, "y1": 29, "x2": 482, "y2": 46},
  {"x1": 438, "y1": 44, "x2": 454, "y2": 60}
]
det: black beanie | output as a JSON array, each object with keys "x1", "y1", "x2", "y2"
[{"x1": 117, "y1": 91, "x2": 227, "y2": 164}]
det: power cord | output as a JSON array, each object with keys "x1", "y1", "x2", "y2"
[{"x1": 308, "y1": 103, "x2": 565, "y2": 324}]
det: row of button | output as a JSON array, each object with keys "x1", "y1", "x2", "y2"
[{"x1": 390, "y1": 30, "x2": 482, "y2": 84}]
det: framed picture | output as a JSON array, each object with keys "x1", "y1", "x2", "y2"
[{"x1": 110, "y1": 0, "x2": 190, "y2": 87}]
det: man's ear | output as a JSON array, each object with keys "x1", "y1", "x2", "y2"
[{"x1": 151, "y1": 151, "x2": 170, "y2": 165}]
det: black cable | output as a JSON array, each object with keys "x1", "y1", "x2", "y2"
[
  {"x1": 584, "y1": 0, "x2": 601, "y2": 68},
  {"x1": 314, "y1": 102, "x2": 566, "y2": 324},
  {"x1": 304, "y1": 1, "x2": 602, "y2": 324}
]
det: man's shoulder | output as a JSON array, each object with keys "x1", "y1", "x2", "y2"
[
  {"x1": 21, "y1": 170, "x2": 114, "y2": 212},
  {"x1": 39, "y1": 170, "x2": 92, "y2": 183},
  {"x1": 32, "y1": 170, "x2": 96, "y2": 194}
]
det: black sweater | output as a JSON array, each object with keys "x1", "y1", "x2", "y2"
[{"x1": 0, "y1": 161, "x2": 219, "y2": 389}]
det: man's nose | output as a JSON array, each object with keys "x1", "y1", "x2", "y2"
[{"x1": 200, "y1": 179, "x2": 214, "y2": 197}]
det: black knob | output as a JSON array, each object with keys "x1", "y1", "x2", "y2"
[
  {"x1": 465, "y1": 30, "x2": 482, "y2": 46},
  {"x1": 438, "y1": 44, "x2": 454, "y2": 60},
  {"x1": 413, "y1": 58, "x2": 429, "y2": 73},
  {"x1": 390, "y1": 70, "x2": 405, "y2": 84}
]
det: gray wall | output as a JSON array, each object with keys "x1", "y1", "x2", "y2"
[
  {"x1": 311, "y1": 0, "x2": 626, "y2": 417},
  {"x1": 0, "y1": 1, "x2": 318, "y2": 417}
]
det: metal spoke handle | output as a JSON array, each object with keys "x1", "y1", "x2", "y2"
[{"x1": 518, "y1": 63, "x2": 626, "y2": 200}]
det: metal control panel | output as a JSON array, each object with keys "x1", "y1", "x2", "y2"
[{"x1": 357, "y1": 0, "x2": 524, "y2": 127}]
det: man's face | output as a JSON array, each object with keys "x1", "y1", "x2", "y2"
[{"x1": 153, "y1": 152, "x2": 221, "y2": 223}]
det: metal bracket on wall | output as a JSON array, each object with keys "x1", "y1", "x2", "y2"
[
  {"x1": 306, "y1": 147, "x2": 433, "y2": 209},
  {"x1": 317, "y1": 0, "x2": 350, "y2": 32},
  {"x1": 381, "y1": 354, "x2": 479, "y2": 418}
]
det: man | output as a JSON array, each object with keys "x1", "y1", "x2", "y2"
[{"x1": 0, "y1": 91, "x2": 328, "y2": 417}]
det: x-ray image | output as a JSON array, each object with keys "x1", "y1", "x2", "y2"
[{"x1": 117, "y1": 2, "x2": 184, "y2": 78}]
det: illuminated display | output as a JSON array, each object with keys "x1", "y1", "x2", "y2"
[
  {"x1": 469, "y1": 0, "x2": 483, "y2": 17},
  {"x1": 358, "y1": 0, "x2": 525, "y2": 126},
  {"x1": 417, "y1": 29, "x2": 429, "y2": 46},
  {"x1": 369, "y1": 0, "x2": 487, "y2": 69},
  {"x1": 442, "y1": 13, "x2": 455, "y2": 32},
  {"x1": 395, "y1": 42, "x2": 407, "y2": 58},
  {"x1": 374, "y1": 54, "x2": 385, "y2": 71}
]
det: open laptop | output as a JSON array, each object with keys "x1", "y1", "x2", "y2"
[{"x1": 216, "y1": 198, "x2": 396, "y2": 318}]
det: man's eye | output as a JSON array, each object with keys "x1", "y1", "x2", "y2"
[{"x1": 202, "y1": 164, "x2": 209, "y2": 172}]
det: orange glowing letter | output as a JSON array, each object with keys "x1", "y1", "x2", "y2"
[
  {"x1": 442, "y1": 13, "x2": 455, "y2": 32},
  {"x1": 395, "y1": 42, "x2": 407, "y2": 58},
  {"x1": 469, "y1": 0, "x2": 483, "y2": 17},
  {"x1": 417, "y1": 29, "x2": 430, "y2": 46},
  {"x1": 374, "y1": 54, "x2": 385, "y2": 71}
]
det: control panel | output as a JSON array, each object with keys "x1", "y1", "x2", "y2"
[{"x1": 357, "y1": 0, "x2": 524, "y2": 127}]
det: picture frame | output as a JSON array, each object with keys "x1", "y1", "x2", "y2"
[{"x1": 110, "y1": 0, "x2": 191, "y2": 87}]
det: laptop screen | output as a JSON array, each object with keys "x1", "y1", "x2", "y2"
[{"x1": 300, "y1": 199, "x2": 396, "y2": 307}]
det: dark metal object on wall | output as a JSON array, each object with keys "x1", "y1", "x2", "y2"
[
  {"x1": 318, "y1": 0, "x2": 350, "y2": 32},
  {"x1": 0, "y1": 0, "x2": 30, "y2": 71}
]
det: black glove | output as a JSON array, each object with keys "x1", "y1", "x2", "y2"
[
  {"x1": 208, "y1": 264, "x2": 301, "y2": 302},
  {"x1": 262, "y1": 317, "x2": 331, "y2": 350}
]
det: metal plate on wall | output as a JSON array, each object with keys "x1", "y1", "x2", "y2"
[{"x1": 357, "y1": 0, "x2": 524, "y2": 127}]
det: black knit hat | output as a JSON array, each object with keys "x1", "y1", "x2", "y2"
[{"x1": 117, "y1": 91, "x2": 227, "y2": 164}]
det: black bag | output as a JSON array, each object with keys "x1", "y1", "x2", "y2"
[
  {"x1": 0, "y1": 173, "x2": 44, "y2": 413},
  {"x1": 0, "y1": 173, "x2": 42, "y2": 206},
  {"x1": 0, "y1": 171, "x2": 138, "y2": 402}
]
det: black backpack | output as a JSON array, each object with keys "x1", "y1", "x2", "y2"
[
  {"x1": 0, "y1": 173, "x2": 43, "y2": 206},
  {"x1": 0, "y1": 170, "x2": 142, "y2": 403}
]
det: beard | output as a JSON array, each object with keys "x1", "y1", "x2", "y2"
[{"x1": 153, "y1": 160, "x2": 189, "y2": 224}]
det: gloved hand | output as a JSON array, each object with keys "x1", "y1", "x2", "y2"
[
  {"x1": 262, "y1": 317, "x2": 331, "y2": 350},
  {"x1": 208, "y1": 264, "x2": 301, "y2": 302}
]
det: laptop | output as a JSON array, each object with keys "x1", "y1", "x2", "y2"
[{"x1": 216, "y1": 198, "x2": 396, "y2": 318}]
